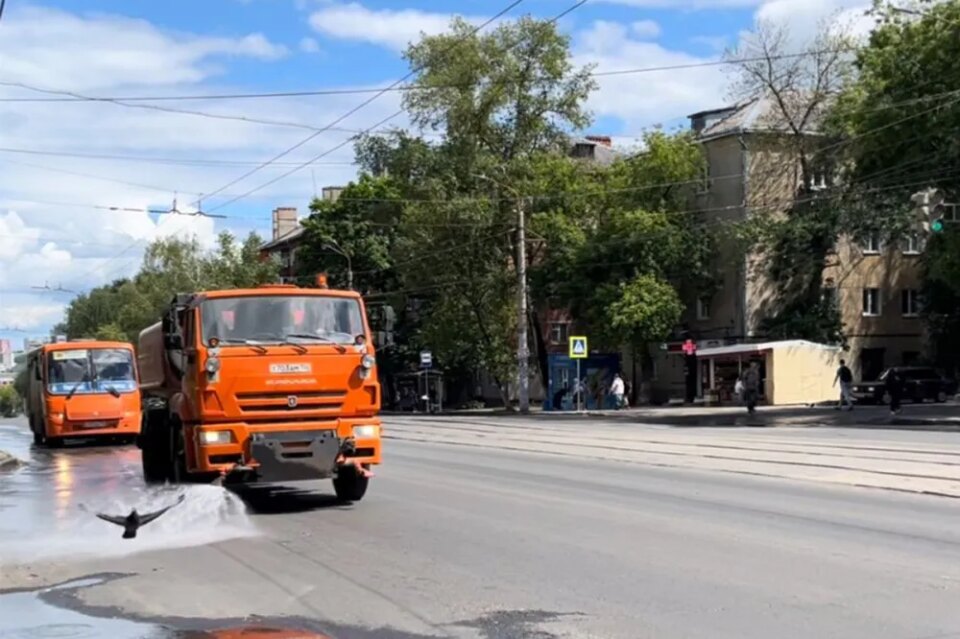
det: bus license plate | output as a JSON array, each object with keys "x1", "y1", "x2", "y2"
[{"x1": 81, "y1": 421, "x2": 111, "y2": 429}]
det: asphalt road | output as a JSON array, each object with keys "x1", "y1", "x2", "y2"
[{"x1": 2, "y1": 417, "x2": 960, "y2": 639}]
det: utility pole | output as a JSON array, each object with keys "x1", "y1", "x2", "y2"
[
  {"x1": 515, "y1": 195, "x2": 530, "y2": 414},
  {"x1": 473, "y1": 172, "x2": 530, "y2": 413}
]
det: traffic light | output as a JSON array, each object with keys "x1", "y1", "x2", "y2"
[{"x1": 912, "y1": 188, "x2": 947, "y2": 234}]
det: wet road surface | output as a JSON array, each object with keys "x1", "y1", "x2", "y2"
[{"x1": 3, "y1": 417, "x2": 960, "y2": 638}]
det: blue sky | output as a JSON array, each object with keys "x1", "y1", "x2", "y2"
[{"x1": 0, "y1": 0, "x2": 869, "y2": 347}]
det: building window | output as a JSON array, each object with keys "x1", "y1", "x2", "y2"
[
  {"x1": 901, "y1": 289, "x2": 921, "y2": 317},
  {"x1": 810, "y1": 166, "x2": 832, "y2": 190},
  {"x1": 571, "y1": 143, "x2": 594, "y2": 159},
  {"x1": 862, "y1": 288, "x2": 881, "y2": 316},
  {"x1": 696, "y1": 296, "x2": 711, "y2": 320},
  {"x1": 902, "y1": 233, "x2": 924, "y2": 255},
  {"x1": 549, "y1": 322, "x2": 569, "y2": 344},
  {"x1": 860, "y1": 233, "x2": 883, "y2": 254}
]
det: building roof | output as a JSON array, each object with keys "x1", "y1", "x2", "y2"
[
  {"x1": 693, "y1": 95, "x2": 826, "y2": 141},
  {"x1": 260, "y1": 225, "x2": 306, "y2": 252},
  {"x1": 570, "y1": 136, "x2": 619, "y2": 166},
  {"x1": 696, "y1": 339, "x2": 841, "y2": 358}
]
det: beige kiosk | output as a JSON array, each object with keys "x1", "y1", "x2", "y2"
[{"x1": 696, "y1": 339, "x2": 843, "y2": 406}]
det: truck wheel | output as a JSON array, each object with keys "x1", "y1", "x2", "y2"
[
  {"x1": 141, "y1": 412, "x2": 169, "y2": 484},
  {"x1": 333, "y1": 465, "x2": 368, "y2": 502},
  {"x1": 936, "y1": 391, "x2": 948, "y2": 403}
]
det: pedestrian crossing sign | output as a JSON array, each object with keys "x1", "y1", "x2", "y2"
[{"x1": 569, "y1": 336, "x2": 588, "y2": 359}]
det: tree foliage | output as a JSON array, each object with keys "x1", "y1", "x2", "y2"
[
  {"x1": 724, "y1": 19, "x2": 855, "y2": 344},
  {"x1": 826, "y1": 0, "x2": 960, "y2": 369},
  {"x1": 0, "y1": 385, "x2": 22, "y2": 417},
  {"x1": 60, "y1": 232, "x2": 277, "y2": 342}
]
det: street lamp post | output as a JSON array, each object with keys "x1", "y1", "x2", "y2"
[
  {"x1": 474, "y1": 172, "x2": 530, "y2": 414},
  {"x1": 323, "y1": 240, "x2": 353, "y2": 290}
]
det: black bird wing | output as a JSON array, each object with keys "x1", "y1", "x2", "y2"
[
  {"x1": 137, "y1": 494, "x2": 186, "y2": 526},
  {"x1": 95, "y1": 513, "x2": 128, "y2": 526}
]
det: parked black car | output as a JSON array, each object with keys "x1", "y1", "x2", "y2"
[{"x1": 851, "y1": 367, "x2": 958, "y2": 404}]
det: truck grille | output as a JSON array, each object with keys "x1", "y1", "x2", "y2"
[{"x1": 235, "y1": 390, "x2": 346, "y2": 414}]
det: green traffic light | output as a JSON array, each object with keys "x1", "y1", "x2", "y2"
[{"x1": 931, "y1": 218, "x2": 945, "y2": 233}]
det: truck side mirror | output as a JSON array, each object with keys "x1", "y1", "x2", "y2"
[{"x1": 165, "y1": 334, "x2": 183, "y2": 350}]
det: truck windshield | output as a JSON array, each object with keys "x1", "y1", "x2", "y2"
[
  {"x1": 201, "y1": 295, "x2": 365, "y2": 346},
  {"x1": 46, "y1": 348, "x2": 137, "y2": 395}
]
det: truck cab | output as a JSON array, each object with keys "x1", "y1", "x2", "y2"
[{"x1": 137, "y1": 282, "x2": 381, "y2": 501}]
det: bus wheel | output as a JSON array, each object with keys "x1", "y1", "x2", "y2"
[
  {"x1": 141, "y1": 412, "x2": 169, "y2": 484},
  {"x1": 333, "y1": 465, "x2": 368, "y2": 503}
]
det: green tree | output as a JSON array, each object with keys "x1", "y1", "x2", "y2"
[
  {"x1": 0, "y1": 385, "x2": 22, "y2": 417},
  {"x1": 60, "y1": 232, "x2": 278, "y2": 343},
  {"x1": 323, "y1": 16, "x2": 597, "y2": 405},
  {"x1": 723, "y1": 19, "x2": 854, "y2": 344},
  {"x1": 827, "y1": 0, "x2": 960, "y2": 369}
]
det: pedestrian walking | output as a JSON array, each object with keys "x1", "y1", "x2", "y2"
[
  {"x1": 833, "y1": 359, "x2": 854, "y2": 411},
  {"x1": 610, "y1": 373, "x2": 626, "y2": 409},
  {"x1": 886, "y1": 368, "x2": 903, "y2": 415},
  {"x1": 742, "y1": 361, "x2": 761, "y2": 414}
]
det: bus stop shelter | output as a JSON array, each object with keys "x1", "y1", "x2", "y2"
[{"x1": 696, "y1": 339, "x2": 842, "y2": 406}]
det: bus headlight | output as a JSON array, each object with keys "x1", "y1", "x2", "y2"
[
  {"x1": 361, "y1": 354, "x2": 375, "y2": 369},
  {"x1": 205, "y1": 357, "x2": 221, "y2": 374},
  {"x1": 353, "y1": 425, "x2": 380, "y2": 439}
]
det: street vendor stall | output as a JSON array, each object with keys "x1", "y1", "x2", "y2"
[{"x1": 696, "y1": 339, "x2": 842, "y2": 406}]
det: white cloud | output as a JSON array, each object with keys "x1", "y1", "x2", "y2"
[
  {"x1": 573, "y1": 21, "x2": 726, "y2": 131},
  {"x1": 0, "y1": 6, "x2": 288, "y2": 91},
  {"x1": 0, "y1": 4, "x2": 399, "y2": 336},
  {"x1": 590, "y1": 0, "x2": 761, "y2": 7},
  {"x1": 755, "y1": 0, "x2": 873, "y2": 43},
  {"x1": 308, "y1": 2, "x2": 482, "y2": 51},
  {"x1": 690, "y1": 34, "x2": 730, "y2": 51},
  {"x1": 630, "y1": 20, "x2": 661, "y2": 39},
  {"x1": 299, "y1": 37, "x2": 321, "y2": 53}
]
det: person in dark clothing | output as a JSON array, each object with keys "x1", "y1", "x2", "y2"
[
  {"x1": 553, "y1": 386, "x2": 568, "y2": 411},
  {"x1": 886, "y1": 368, "x2": 903, "y2": 415}
]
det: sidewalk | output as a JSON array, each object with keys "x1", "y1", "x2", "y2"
[{"x1": 385, "y1": 403, "x2": 960, "y2": 430}]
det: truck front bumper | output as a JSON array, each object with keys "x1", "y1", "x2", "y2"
[{"x1": 189, "y1": 418, "x2": 382, "y2": 481}]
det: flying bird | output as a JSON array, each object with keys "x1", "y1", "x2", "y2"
[{"x1": 95, "y1": 494, "x2": 186, "y2": 539}]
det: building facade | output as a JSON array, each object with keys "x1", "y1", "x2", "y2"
[{"x1": 674, "y1": 98, "x2": 925, "y2": 389}]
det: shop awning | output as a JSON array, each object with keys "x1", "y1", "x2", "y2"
[{"x1": 696, "y1": 339, "x2": 840, "y2": 359}]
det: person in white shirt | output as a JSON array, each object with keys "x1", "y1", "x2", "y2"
[{"x1": 610, "y1": 373, "x2": 626, "y2": 409}]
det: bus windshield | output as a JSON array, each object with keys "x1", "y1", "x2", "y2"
[
  {"x1": 201, "y1": 295, "x2": 365, "y2": 346},
  {"x1": 46, "y1": 348, "x2": 137, "y2": 395}
]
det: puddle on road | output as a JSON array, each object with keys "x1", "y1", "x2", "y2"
[
  {"x1": 0, "y1": 575, "x2": 169, "y2": 638},
  {"x1": 0, "y1": 575, "x2": 337, "y2": 639}
]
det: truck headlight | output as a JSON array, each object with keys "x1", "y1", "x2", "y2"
[
  {"x1": 205, "y1": 357, "x2": 221, "y2": 374},
  {"x1": 361, "y1": 354, "x2": 375, "y2": 369},
  {"x1": 200, "y1": 430, "x2": 232, "y2": 444},
  {"x1": 353, "y1": 425, "x2": 380, "y2": 439}
]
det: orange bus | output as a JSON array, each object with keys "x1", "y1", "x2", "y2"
[{"x1": 25, "y1": 340, "x2": 141, "y2": 447}]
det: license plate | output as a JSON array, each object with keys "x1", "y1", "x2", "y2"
[{"x1": 80, "y1": 420, "x2": 112, "y2": 429}]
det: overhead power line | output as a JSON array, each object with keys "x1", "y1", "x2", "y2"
[
  {"x1": 0, "y1": 146, "x2": 356, "y2": 168},
  {"x1": 203, "y1": 0, "x2": 590, "y2": 214},
  {"x1": 196, "y1": 0, "x2": 529, "y2": 207},
  {"x1": 0, "y1": 48, "x2": 858, "y2": 104}
]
